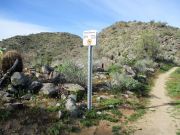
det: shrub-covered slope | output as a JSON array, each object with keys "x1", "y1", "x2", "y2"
[
  {"x1": 0, "y1": 32, "x2": 86, "y2": 67},
  {"x1": 97, "y1": 21, "x2": 180, "y2": 67}
]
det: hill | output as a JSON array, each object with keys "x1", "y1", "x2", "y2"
[
  {"x1": 0, "y1": 21, "x2": 180, "y2": 69},
  {"x1": 0, "y1": 32, "x2": 86, "y2": 67},
  {"x1": 96, "y1": 21, "x2": 180, "y2": 69}
]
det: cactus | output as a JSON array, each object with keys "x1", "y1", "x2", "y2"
[{"x1": 1, "y1": 50, "x2": 23, "y2": 73}]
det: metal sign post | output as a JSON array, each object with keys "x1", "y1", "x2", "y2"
[
  {"x1": 83, "y1": 30, "x2": 97, "y2": 110},
  {"x1": 87, "y1": 45, "x2": 93, "y2": 110}
]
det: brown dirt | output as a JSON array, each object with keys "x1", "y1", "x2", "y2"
[{"x1": 133, "y1": 67, "x2": 180, "y2": 135}]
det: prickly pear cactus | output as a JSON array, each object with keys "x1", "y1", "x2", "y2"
[{"x1": 1, "y1": 50, "x2": 23, "y2": 73}]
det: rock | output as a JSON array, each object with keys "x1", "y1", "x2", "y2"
[
  {"x1": 122, "y1": 94, "x2": 129, "y2": 98},
  {"x1": 57, "y1": 110, "x2": 63, "y2": 119},
  {"x1": 62, "y1": 83, "x2": 85, "y2": 101},
  {"x1": 61, "y1": 94, "x2": 67, "y2": 100},
  {"x1": 0, "y1": 91, "x2": 15, "y2": 103},
  {"x1": 41, "y1": 65, "x2": 54, "y2": 74},
  {"x1": 123, "y1": 65, "x2": 136, "y2": 77},
  {"x1": 126, "y1": 91, "x2": 134, "y2": 95},
  {"x1": 29, "y1": 81, "x2": 43, "y2": 94},
  {"x1": 21, "y1": 94, "x2": 32, "y2": 100},
  {"x1": 7, "y1": 85, "x2": 18, "y2": 94},
  {"x1": 68, "y1": 94, "x2": 77, "y2": 102},
  {"x1": 56, "y1": 103, "x2": 61, "y2": 107},
  {"x1": 146, "y1": 68, "x2": 155, "y2": 74},
  {"x1": 11, "y1": 72, "x2": 28, "y2": 87},
  {"x1": 96, "y1": 97, "x2": 102, "y2": 102},
  {"x1": 65, "y1": 97, "x2": 78, "y2": 117},
  {"x1": 49, "y1": 71, "x2": 66, "y2": 84},
  {"x1": 97, "y1": 111, "x2": 102, "y2": 115},
  {"x1": 39, "y1": 83, "x2": 58, "y2": 97},
  {"x1": 5, "y1": 102, "x2": 24, "y2": 111}
]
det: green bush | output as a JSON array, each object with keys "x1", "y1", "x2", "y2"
[
  {"x1": 136, "y1": 30, "x2": 160, "y2": 60},
  {"x1": 110, "y1": 73, "x2": 141, "y2": 90},
  {"x1": 134, "y1": 59, "x2": 156, "y2": 73},
  {"x1": 108, "y1": 64, "x2": 122, "y2": 73},
  {"x1": 56, "y1": 61, "x2": 86, "y2": 86}
]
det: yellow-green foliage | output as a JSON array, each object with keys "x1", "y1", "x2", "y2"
[
  {"x1": 136, "y1": 30, "x2": 160, "y2": 59},
  {"x1": 1, "y1": 50, "x2": 23, "y2": 73}
]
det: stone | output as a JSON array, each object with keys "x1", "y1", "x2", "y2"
[
  {"x1": 11, "y1": 72, "x2": 28, "y2": 87},
  {"x1": 97, "y1": 111, "x2": 102, "y2": 115},
  {"x1": 62, "y1": 83, "x2": 85, "y2": 101},
  {"x1": 49, "y1": 71, "x2": 66, "y2": 84},
  {"x1": 56, "y1": 103, "x2": 61, "y2": 107},
  {"x1": 5, "y1": 102, "x2": 24, "y2": 111},
  {"x1": 57, "y1": 110, "x2": 63, "y2": 119},
  {"x1": 126, "y1": 91, "x2": 134, "y2": 95},
  {"x1": 29, "y1": 81, "x2": 43, "y2": 94},
  {"x1": 122, "y1": 94, "x2": 129, "y2": 98},
  {"x1": 68, "y1": 94, "x2": 77, "y2": 102},
  {"x1": 39, "y1": 83, "x2": 58, "y2": 97},
  {"x1": 65, "y1": 97, "x2": 78, "y2": 117},
  {"x1": 21, "y1": 94, "x2": 32, "y2": 100},
  {"x1": 146, "y1": 68, "x2": 155, "y2": 74},
  {"x1": 7, "y1": 85, "x2": 18, "y2": 94},
  {"x1": 41, "y1": 65, "x2": 54, "y2": 74},
  {"x1": 0, "y1": 91, "x2": 15, "y2": 103}
]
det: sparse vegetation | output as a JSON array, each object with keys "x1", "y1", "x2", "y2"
[
  {"x1": 56, "y1": 61, "x2": 86, "y2": 85},
  {"x1": 166, "y1": 67, "x2": 180, "y2": 97}
]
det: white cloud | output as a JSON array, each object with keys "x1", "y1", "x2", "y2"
[{"x1": 0, "y1": 17, "x2": 51, "y2": 41}]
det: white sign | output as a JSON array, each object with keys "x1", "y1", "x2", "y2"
[{"x1": 83, "y1": 30, "x2": 97, "y2": 46}]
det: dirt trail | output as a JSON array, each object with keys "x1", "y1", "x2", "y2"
[{"x1": 134, "y1": 67, "x2": 180, "y2": 135}]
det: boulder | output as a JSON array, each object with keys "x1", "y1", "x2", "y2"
[
  {"x1": 11, "y1": 72, "x2": 28, "y2": 88},
  {"x1": 7, "y1": 85, "x2": 18, "y2": 94},
  {"x1": 0, "y1": 91, "x2": 15, "y2": 103},
  {"x1": 29, "y1": 81, "x2": 43, "y2": 94},
  {"x1": 62, "y1": 83, "x2": 85, "y2": 101},
  {"x1": 5, "y1": 102, "x2": 24, "y2": 111},
  {"x1": 39, "y1": 83, "x2": 58, "y2": 97},
  {"x1": 65, "y1": 97, "x2": 78, "y2": 117},
  {"x1": 49, "y1": 71, "x2": 66, "y2": 84},
  {"x1": 41, "y1": 65, "x2": 54, "y2": 74},
  {"x1": 21, "y1": 94, "x2": 32, "y2": 100}
]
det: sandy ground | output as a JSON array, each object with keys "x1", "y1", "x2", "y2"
[{"x1": 133, "y1": 67, "x2": 180, "y2": 135}]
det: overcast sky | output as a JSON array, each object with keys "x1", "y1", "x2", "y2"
[{"x1": 0, "y1": 0, "x2": 180, "y2": 40}]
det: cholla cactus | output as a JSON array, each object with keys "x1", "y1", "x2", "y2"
[{"x1": 1, "y1": 50, "x2": 23, "y2": 73}]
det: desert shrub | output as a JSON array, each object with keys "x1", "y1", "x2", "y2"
[
  {"x1": 155, "y1": 21, "x2": 167, "y2": 27},
  {"x1": 136, "y1": 31, "x2": 160, "y2": 60},
  {"x1": 56, "y1": 61, "x2": 86, "y2": 86},
  {"x1": 108, "y1": 64, "x2": 122, "y2": 73},
  {"x1": 109, "y1": 73, "x2": 147, "y2": 95},
  {"x1": 134, "y1": 59, "x2": 156, "y2": 73},
  {"x1": 159, "y1": 62, "x2": 175, "y2": 72}
]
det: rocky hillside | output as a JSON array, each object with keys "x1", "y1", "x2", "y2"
[
  {"x1": 0, "y1": 21, "x2": 180, "y2": 69},
  {"x1": 0, "y1": 32, "x2": 86, "y2": 67},
  {"x1": 96, "y1": 21, "x2": 180, "y2": 68}
]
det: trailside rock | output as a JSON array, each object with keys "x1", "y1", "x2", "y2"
[
  {"x1": 0, "y1": 91, "x2": 15, "y2": 103},
  {"x1": 41, "y1": 65, "x2": 54, "y2": 74},
  {"x1": 29, "y1": 81, "x2": 43, "y2": 94},
  {"x1": 39, "y1": 83, "x2": 58, "y2": 97},
  {"x1": 49, "y1": 71, "x2": 66, "y2": 84},
  {"x1": 11, "y1": 72, "x2": 28, "y2": 88},
  {"x1": 62, "y1": 83, "x2": 85, "y2": 101},
  {"x1": 65, "y1": 97, "x2": 78, "y2": 117}
]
